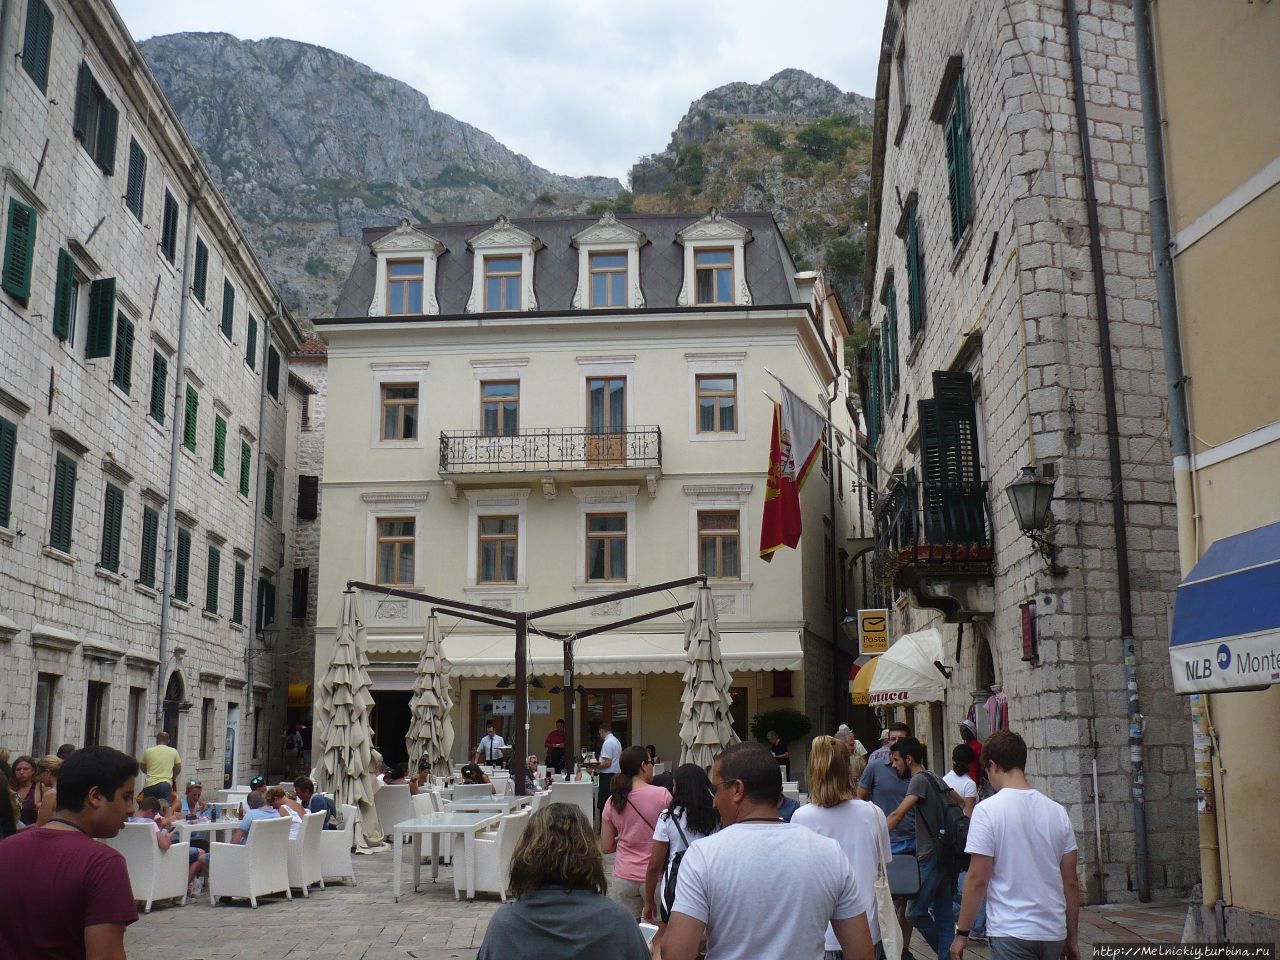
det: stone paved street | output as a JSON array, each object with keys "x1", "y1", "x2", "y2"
[{"x1": 125, "y1": 845, "x2": 1193, "y2": 960}]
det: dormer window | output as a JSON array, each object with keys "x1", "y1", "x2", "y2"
[
  {"x1": 368, "y1": 218, "x2": 445, "y2": 317},
  {"x1": 387, "y1": 260, "x2": 424, "y2": 315},
  {"x1": 466, "y1": 216, "x2": 542, "y2": 314},
  {"x1": 571, "y1": 212, "x2": 647, "y2": 310},
  {"x1": 484, "y1": 256, "x2": 523, "y2": 311},
  {"x1": 695, "y1": 249, "x2": 734, "y2": 304},
  {"x1": 676, "y1": 209, "x2": 752, "y2": 307},
  {"x1": 589, "y1": 253, "x2": 627, "y2": 307}
]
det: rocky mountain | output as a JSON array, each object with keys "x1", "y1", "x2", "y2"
[{"x1": 137, "y1": 33, "x2": 621, "y2": 319}]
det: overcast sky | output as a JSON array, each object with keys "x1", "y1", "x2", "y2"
[{"x1": 114, "y1": 0, "x2": 886, "y2": 182}]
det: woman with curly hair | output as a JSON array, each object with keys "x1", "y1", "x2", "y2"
[{"x1": 476, "y1": 803, "x2": 649, "y2": 960}]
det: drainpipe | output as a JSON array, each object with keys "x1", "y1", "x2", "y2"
[
  {"x1": 1132, "y1": 0, "x2": 1222, "y2": 925},
  {"x1": 155, "y1": 180, "x2": 205, "y2": 729},
  {"x1": 829, "y1": 382, "x2": 843, "y2": 730},
  {"x1": 1064, "y1": 0, "x2": 1152, "y2": 902},
  {"x1": 244, "y1": 301, "x2": 280, "y2": 775}
]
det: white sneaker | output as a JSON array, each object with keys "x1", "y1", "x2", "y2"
[{"x1": 190, "y1": 876, "x2": 204, "y2": 897}]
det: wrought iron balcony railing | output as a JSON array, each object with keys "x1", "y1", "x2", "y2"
[
  {"x1": 439, "y1": 426, "x2": 662, "y2": 475},
  {"x1": 873, "y1": 478, "x2": 994, "y2": 583}
]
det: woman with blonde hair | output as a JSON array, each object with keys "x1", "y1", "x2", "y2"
[
  {"x1": 792, "y1": 736, "x2": 893, "y2": 960},
  {"x1": 476, "y1": 803, "x2": 650, "y2": 960},
  {"x1": 32, "y1": 756, "x2": 61, "y2": 827}
]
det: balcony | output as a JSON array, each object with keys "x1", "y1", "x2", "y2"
[
  {"x1": 438, "y1": 426, "x2": 662, "y2": 498},
  {"x1": 874, "y1": 478, "x2": 995, "y2": 621}
]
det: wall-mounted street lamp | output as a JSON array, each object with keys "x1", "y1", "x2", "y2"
[
  {"x1": 1005, "y1": 465, "x2": 1067, "y2": 576},
  {"x1": 496, "y1": 675, "x2": 544, "y2": 689}
]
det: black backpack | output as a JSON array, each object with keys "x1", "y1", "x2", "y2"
[
  {"x1": 660, "y1": 812, "x2": 692, "y2": 923},
  {"x1": 919, "y1": 771, "x2": 971, "y2": 872}
]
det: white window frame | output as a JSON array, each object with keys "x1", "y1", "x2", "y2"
[
  {"x1": 572, "y1": 485, "x2": 639, "y2": 591},
  {"x1": 675, "y1": 210, "x2": 753, "y2": 308},
  {"x1": 364, "y1": 498, "x2": 427, "y2": 590},
  {"x1": 570, "y1": 212, "x2": 647, "y2": 309},
  {"x1": 463, "y1": 488, "x2": 530, "y2": 595},
  {"x1": 368, "y1": 219, "x2": 445, "y2": 316},
  {"x1": 369, "y1": 362, "x2": 428, "y2": 450},
  {"x1": 686, "y1": 352, "x2": 746, "y2": 442},
  {"x1": 576, "y1": 356, "x2": 636, "y2": 432},
  {"x1": 470, "y1": 359, "x2": 529, "y2": 432},
  {"x1": 465, "y1": 216, "x2": 542, "y2": 314},
  {"x1": 684, "y1": 483, "x2": 753, "y2": 620}
]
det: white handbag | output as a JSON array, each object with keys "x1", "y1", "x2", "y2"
[{"x1": 874, "y1": 807, "x2": 903, "y2": 960}]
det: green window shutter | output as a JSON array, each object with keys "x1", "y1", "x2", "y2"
[
  {"x1": 72, "y1": 62, "x2": 92, "y2": 141},
  {"x1": 245, "y1": 314, "x2": 257, "y2": 368},
  {"x1": 906, "y1": 207, "x2": 926, "y2": 338},
  {"x1": 239, "y1": 441, "x2": 251, "y2": 497},
  {"x1": 85, "y1": 277, "x2": 116, "y2": 359},
  {"x1": 125, "y1": 139, "x2": 146, "y2": 219},
  {"x1": 266, "y1": 346, "x2": 280, "y2": 399},
  {"x1": 112, "y1": 313, "x2": 134, "y2": 393},
  {"x1": 0, "y1": 415, "x2": 16, "y2": 529},
  {"x1": 183, "y1": 385, "x2": 198, "y2": 452},
  {"x1": 886, "y1": 282, "x2": 901, "y2": 392},
  {"x1": 205, "y1": 545, "x2": 220, "y2": 614},
  {"x1": 221, "y1": 278, "x2": 235, "y2": 339},
  {"x1": 95, "y1": 98, "x2": 118, "y2": 174},
  {"x1": 49, "y1": 452, "x2": 77, "y2": 553},
  {"x1": 264, "y1": 467, "x2": 275, "y2": 519},
  {"x1": 139, "y1": 505, "x2": 158, "y2": 587},
  {"x1": 2, "y1": 198, "x2": 37, "y2": 304},
  {"x1": 192, "y1": 238, "x2": 208, "y2": 303},
  {"x1": 175, "y1": 526, "x2": 190, "y2": 601},
  {"x1": 99, "y1": 482, "x2": 123, "y2": 572},
  {"x1": 957, "y1": 77, "x2": 972, "y2": 233},
  {"x1": 867, "y1": 344, "x2": 881, "y2": 450},
  {"x1": 213, "y1": 415, "x2": 227, "y2": 476},
  {"x1": 232, "y1": 560, "x2": 245, "y2": 624},
  {"x1": 881, "y1": 321, "x2": 894, "y2": 404},
  {"x1": 149, "y1": 351, "x2": 167, "y2": 423},
  {"x1": 52, "y1": 249, "x2": 75, "y2": 339},
  {"x1": 160, "y1": 191, "x2": 178, "y2": 263},
  {"x1": 21, "y1": 0, "x2": 54, "y2": 94}
]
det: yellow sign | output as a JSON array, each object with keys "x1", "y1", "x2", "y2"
[{"x1": 858, "y1": 609, "x2": 889, "y2": 656}]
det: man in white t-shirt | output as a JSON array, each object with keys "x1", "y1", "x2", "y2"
[
  {"x1": 664, "y1": 742, "x2": 874, "y2": 960},
  {"x1": 473, "y1": 720, "x2": 507, "y2": 765},
  {"x1": 596, "y1": 721, "x2": 622, "y2": 813},
  {"x1": 951, "y1": 730, "x2": 1079, "y2": 960}
]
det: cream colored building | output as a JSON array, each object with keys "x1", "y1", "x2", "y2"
[
  {"x1": 313, "y1": 211, "x2": 857, "y2": 771},
  {"x1": 1141, "y1": 0, "x2": 1280, "y2": 942}
]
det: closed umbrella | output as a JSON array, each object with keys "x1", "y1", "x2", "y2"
[
  {"x1": 866, "y1": 627, "x2": 949, "y2": 707},
  {"x1": 678, "y1": 586, "x2": 740, "y2": 770},
  {"x1": 405, "y1": 613, "x2": 455, "y2": 779},
  {"x1": 315, "y1": 589, "x2": 387, "y2": 852}
]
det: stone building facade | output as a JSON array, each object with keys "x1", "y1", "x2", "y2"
[
  {"x1": 860, "y1": 0, "x2": 1195, "y2": 901},
  {"x1": 0, "y1": 0, "x2": 301, "y2": 786}
]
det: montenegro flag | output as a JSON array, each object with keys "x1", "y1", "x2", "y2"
[{"x1": 759, "y1": 403, "x2": 803, "y2": 561}]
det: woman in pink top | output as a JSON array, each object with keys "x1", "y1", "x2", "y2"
[{"x1": 601, "y1": 745, "x2": 671, "y2": 919}]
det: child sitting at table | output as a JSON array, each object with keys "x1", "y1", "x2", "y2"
[{"x1": 130, "y1": 796, "x2": 209, "y2": 896}]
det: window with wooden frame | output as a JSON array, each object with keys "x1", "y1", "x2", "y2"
[
  {"x1": 694, "y1": 248, "x2": 734, "y2": 305},
  {"x1": 375, "y1": 517, "x2": 415, "y2": 586},
  {"x1": 944, "y1": 71, "x2": 973, "y2": 245},
  {"x1": 477, "y1": 515, "x2": 518, "y2": 583},
  {"x1": 589, "y1": 252, "x2": 627, "y2": 307},
  {"x1": 586, "y1": 513, "x2": 627, "y2": 582},
  {"x1": 380, "y1": 383, "x2": 418, "y2": 440},
  {"x1": 480, "y1": 381, "x2": 519, "y2": 437},
  {"x1": 72, "y1": 62, "x2": 118, "y2": 174},
  {"x1": 697, "y1": 510, "x2": 740, "y2": 580},
  {"x1": 483, "y1": 256, "x2": 522, "y2": 311},
  {"x1": 386, "y1": 259, "x2": 424, "y2": 315},
  {"x1": 695, "y1": 374, "x2": 737, "y2": 433}
]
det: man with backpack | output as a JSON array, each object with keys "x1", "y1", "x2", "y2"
[{"x1": 886, "y1": 737, "x2": 968, "y2": 960}]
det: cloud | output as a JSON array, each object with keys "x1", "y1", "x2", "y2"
[{"x1": 116, "y1": 0, "x2": 886, "y2": 180}]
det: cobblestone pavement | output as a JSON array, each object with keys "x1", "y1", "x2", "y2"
[{"x1": 125, "y1": 847, "x2": 1192, "y2": 960}]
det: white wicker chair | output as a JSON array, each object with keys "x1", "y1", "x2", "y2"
[
  {"x1": 209, "y1": 814, "x2": 292, "y2": 908},
  {"x1": 451, "y1": 782, "x2": 496, "y2": 800},
  {"x1": 101, "y1": 822, "x2": 190, "y2": 913},
  {"x1": 318, "y1": 803, "x2": 357, "y2": 886},
  {"x1": 372, "y1": 784, "x2": 416, "y2": 841},
  {"x1": 452, "y1": 809, "x2": 530, "y2": 902},
  {"x1": 529, "y1": 791, "x2": 550, "y2": 814},
  {"x1": 287, "y1": 811, "x2": 325, "y2": 896},
  {"x1": 550, "y1": 780, "x2": 596, "y2": 824}
]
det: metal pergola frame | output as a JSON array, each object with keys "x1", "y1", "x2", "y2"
[{"x1": 345, "y1": 574, "x2": 706, "y2": 776}]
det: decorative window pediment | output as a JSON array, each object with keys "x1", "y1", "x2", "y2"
[
  {"x1": 369, "y1": 219, "x2": 446, "y2": 316},
  {"x1": 675, "y1": 209, "x2": 753, "y2": 307},
  {"x1": 465, "y1": 215, "x2": 543, "y2": 313},
  {"x1": 571, "y1": 212, "x2": 647, "y2": 309}
]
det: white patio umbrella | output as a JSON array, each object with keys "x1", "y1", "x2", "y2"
[
  {"x1": 405, "y1": 613, "x2": 455, "y2": 779},
  {"x1": 314, "y1": 589, "x2": 387, "y2": 853},
  {"x1": 865, "y1": 626, "x2": 949, "y2": 707},
  {"x1": 678, "y1": 585, "x2": 740, "y2": 770}
]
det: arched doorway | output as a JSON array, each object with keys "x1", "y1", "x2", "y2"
[{"x1": 163, "y1": 672, "x2": 185, "y2": 745}]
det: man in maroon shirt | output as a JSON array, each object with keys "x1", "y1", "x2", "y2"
[{"x1": 0, "y1": 746, "x2": 140, "y2": 960}]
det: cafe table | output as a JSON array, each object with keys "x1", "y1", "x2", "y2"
[
  {"x1": 392, "y1": 812, "x2": 502, "y2": 901},
  {"x1": 172, "y1": 817, "x2": 240, "y2": 858},
  {"x1": 442, "y1": 794, "x2": 532, "y2": 815}
]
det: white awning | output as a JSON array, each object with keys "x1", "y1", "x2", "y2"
[{"x1": 369, "y1": 629, "x2": 803, "y2": 677}]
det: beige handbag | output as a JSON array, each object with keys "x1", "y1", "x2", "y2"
[{"x1": 874, "y1": 807, "x2": 903, "y2": 960}]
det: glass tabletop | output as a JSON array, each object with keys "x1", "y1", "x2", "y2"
[
  {"x1": 394, "y1": 812, "x2": 502, "y2": 829},
  {"x1": 444, "y1": 796, "x2": 524, "y2": 806}
]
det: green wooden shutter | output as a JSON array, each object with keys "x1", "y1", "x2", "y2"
[
  {"x1": 881, "y1": 321, "x2": 894, "y2": 404},
  {"x1": 0, "y1": 416, "x2": 15, "y2": 529},
  {"x1": 161, "y1": 191, "x2": 178, "y2": 263},
  {"x1": 99, "y1": 483, "x2": 123, "y2": 572},
  {"x1": 266, "y1": 346, "x2": 280, "y2": 399},
  {"x1": 2, "y1": 199, "x2": 37, "y2": 303},
  {"x1": 956, "y1": 77, "x2": 972, "y2": 234},
  {"x1": 213, "y1": 415, "x2": 227, "y2": 476},
  {"x1": 52, "y1": 249, "x2": 75, "y2": 338},
  {"x1": 183, "y1": 385, "x2": 198, "y2": 452},
  {"x1": 192, "y1": 237, "x2": 208, "y2": 303},
  {"x1": 149, "y1": 351, "x2": 167, "y2": 422},
  {"x1": 221, "y1": 278, "x2": 235, "y2": 338},
  {"x1": 139, "y1": 505, "x2": 158, "y2": 587},
  {"x1": 125, "y1": 139, "x2": 146, "y2": 219},
  {"x1": 175, "y1": 526, "x2": 190, "y2": 601},
  {"x1": 867, "y1": 344, "x2": 881, "y2": 451},
  {"x1": 112, "y1": 314, "x2": 134, "y2": 393},
  {"x1": 96, "y1": 98, "x2": 118, "y2": 174},
  {"x1": 205, "y1": 545, "x2": 220, "y2": 614},
  {"x1": 21, "y1": 0, "x2": 54, "y2": 93},
  {"x1": 917, "y1": 398, "x2": 943, "y2": 542},
  {"x1": 906, "y1": 207, "x2": 925, "y2": 338},
  {"x1": 886, "y1": 282, "x2": 900, "y2": 392},
  {"x1": 85, "y1": 277, "x2": 116, "y2": 359},
  {"x1": 245, "y1": 314, "x2": 257, "y2": 368},
  {"x1": 232, "y1": 560, "x2": 245, "y2": 624},
  {"x1": 239, "y1": 441, "x2": 251, "y2": 497},
  {"x1": 264, "y1": 467, "x2": 275, "y2": 519},
  {"x1": 49, "y1": 452, "x2": 77, "y2": 553},
  {"x1": 72, "y1": 62, "x2": 92, "y2": 141}
]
